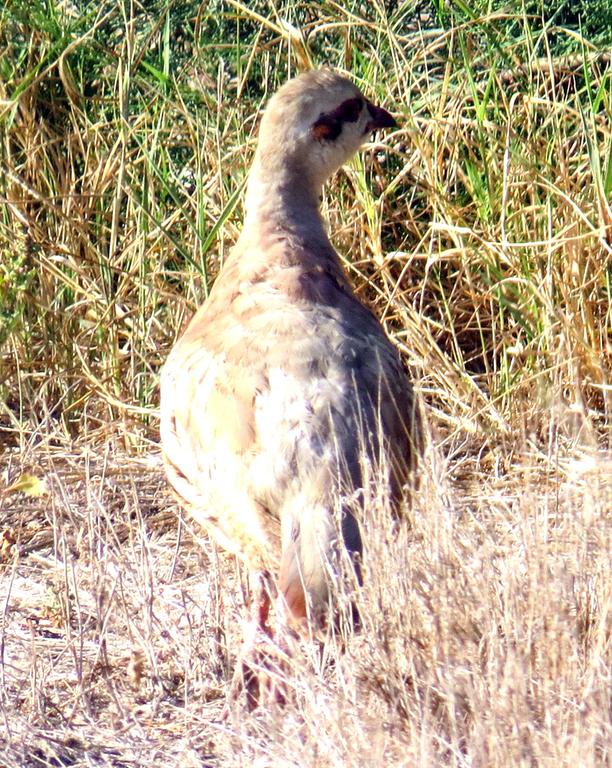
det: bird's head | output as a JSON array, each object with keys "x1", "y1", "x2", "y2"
[{"x1": 250, "y1": 69, "x2": 396, "y2": 197}]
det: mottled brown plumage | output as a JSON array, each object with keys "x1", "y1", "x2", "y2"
[{"x1": 161, "y1": 70, "x2": 419, "y2": 632}]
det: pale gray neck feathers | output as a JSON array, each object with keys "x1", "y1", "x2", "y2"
[{"x1": 242, "y1": 153, "x2": 330, "y2": 243}]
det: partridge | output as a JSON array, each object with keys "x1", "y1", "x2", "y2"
[{"x1": 161, "y1": 69, "x2": 419, "y2": 633}]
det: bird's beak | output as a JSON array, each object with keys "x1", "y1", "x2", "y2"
[{"x1": 365, "y1": 102, "x2": 397, "y2": 132}]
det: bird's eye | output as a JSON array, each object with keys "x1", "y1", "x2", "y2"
[
  {"x1": 333, "y1": 97, "x2": 363, "y2": 123},
  {"x1": 311, "y1": 97, "x2": 364, "y2": 142}
]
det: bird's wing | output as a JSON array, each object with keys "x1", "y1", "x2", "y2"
[{"x1": 160, "y1": 318, "x2": 283, "y2": 571}]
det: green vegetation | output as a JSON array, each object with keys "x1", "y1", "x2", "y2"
[
  {"x1": 0, "y1": 2, "x2": 609, "y2": 766},
  {"x1": 1, "y1": 0, "x2": 609, "y2": 443}
]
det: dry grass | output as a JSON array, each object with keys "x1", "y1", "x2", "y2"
[
  {"x1": 1, "y1": 2, "x2": 610, "y2": 766},
  {"x1": 0, "y1": 430, "x2": 609, "y2": 766}
]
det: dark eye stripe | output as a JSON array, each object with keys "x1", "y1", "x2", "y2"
[
  {"x1": 329, "y1": 97, "x2": 363, "y2": 124},
  {"x1": 312, "y1": 114, "x2": 342, "y2": 141},
  {"x1": 311, "y1": 97, "x2": 364, "y2": 142}
]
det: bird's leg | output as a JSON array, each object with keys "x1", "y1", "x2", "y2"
[
  {"x1": 252, "y1": 569, "x2": 273, "y2": 638},
  {"x1": 227, "y1": 570, "x2": 287, "y2": 711},
  {"x1": 240, "y1": 570, "x2": 274, "y2": 709}
]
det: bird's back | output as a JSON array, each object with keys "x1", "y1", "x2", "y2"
[{"x1": 161, "y1": 222, "x2": 418, "y2": 621}]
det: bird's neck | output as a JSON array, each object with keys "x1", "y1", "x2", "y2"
[{"x1": 242, "y1": 161, "x2": 329, "y2": 244}]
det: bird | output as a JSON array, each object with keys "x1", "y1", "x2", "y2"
[{"x1": 160, "y1": 69, "x2": 420, "y2": 697}]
